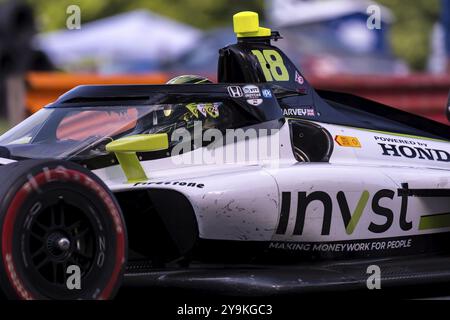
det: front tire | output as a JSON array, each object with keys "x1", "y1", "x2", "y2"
[{"x1": 0, "y1": 160, "x2": 127, "y2": 299}]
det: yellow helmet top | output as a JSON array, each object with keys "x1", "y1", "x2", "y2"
[{"x1": 233, "y1": 11, "x2": 271, "y2": 38}]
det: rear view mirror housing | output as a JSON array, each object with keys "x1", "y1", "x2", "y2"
[{"x1": 106, "y1": 134, "x2": 169, "y2": 182}]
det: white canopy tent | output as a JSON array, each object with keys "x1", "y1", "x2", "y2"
[
  {"x1": 36, "y1": 10, "x2": 202, "y2": 72},
  {"x1": 266, "y1": 0, "x2": 393, "y2": 27}
]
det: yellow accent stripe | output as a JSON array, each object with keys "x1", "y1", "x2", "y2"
[
  {"x1": 345, "y1": 191, "x2": 370, "y2": 235},
  {"x1": 419, "y1": 213, "x2": 450, "y2": 230}
]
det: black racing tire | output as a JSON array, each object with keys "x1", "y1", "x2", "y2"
[{"x1": 0, "y1": 160, "x2": 127, "y2": 300}]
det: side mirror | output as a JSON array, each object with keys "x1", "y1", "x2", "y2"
[{"x1": 106, "y1": 134, "x2": 169, "y2": 182}]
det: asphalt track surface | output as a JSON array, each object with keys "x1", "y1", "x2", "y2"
[
  {"x1": 116, "y1": 282, "x2": 450, "y2": 300},
  {"x1": 117, "y1": 254, "x2": 450, "y2": 300}
]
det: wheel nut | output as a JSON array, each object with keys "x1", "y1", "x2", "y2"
[{"x1": 57, "y1": 238, "x2": 71, "y2": 251}]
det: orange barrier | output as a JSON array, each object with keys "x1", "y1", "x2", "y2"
[
  {"x1": 26, "y1": 72, "x2": 169, "y2": 113},
  {"x1": 57, "y1": 109, "x2": 138, "y2": 140},
  {"x1": 26, "y1": 72, "x2": 450, "y2": 124}
]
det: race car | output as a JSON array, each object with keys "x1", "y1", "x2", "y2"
[{"x1": 0, "y1": 11, "x2": 450, "y2": 300}]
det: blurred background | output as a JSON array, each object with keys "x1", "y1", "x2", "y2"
[{"x1": 0, "y1": 0, "x2": 449, "y2": 131}]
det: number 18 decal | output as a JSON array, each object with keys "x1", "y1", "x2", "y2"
[{"x1": 251, "y1": 49, "x2": 289, "y2": 82}]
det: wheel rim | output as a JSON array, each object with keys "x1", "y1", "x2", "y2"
[
  {"x1": 1, "y1": 166, "x2": 126, "y2": 300},
  {"x1": 25, "y1": 196, "x2": 97, "y2": 288}
]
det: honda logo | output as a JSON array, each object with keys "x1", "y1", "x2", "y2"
[{"x1": 227, "y1": 86, "x2": 243, "y2": 98}]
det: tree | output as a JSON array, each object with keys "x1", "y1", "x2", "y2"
[
  {"x1": 27, "y1": 0, "x2": 441, "y2": 70},
  {"x1": 27, "y1": 0, "x2": 264, "y2": 31},
  {"x1": 377, "y1": 0, "x2": 440, "y2": 70}
]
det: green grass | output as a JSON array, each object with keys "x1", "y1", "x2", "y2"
[{"x1": 0, "y1": 118, "x2": 11, "y2": 134}]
